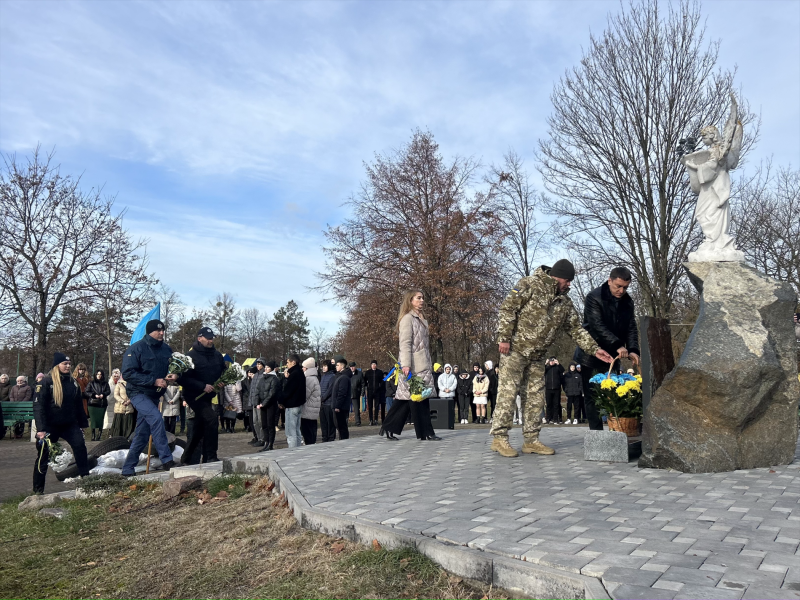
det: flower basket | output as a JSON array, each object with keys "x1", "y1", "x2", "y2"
[{"x1": 607, "y1": 415, "x2": 640, "y2": 437}]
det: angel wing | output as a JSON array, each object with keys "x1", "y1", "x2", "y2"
[
  {"x1": 721, "y1": 92, "x2": 738, "y2": 160},
  {"x1": 727, "y1": 121, "x2": 743, "y2": 170}
]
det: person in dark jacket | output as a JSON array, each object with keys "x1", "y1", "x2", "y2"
[
  {"x1": 279, "y1": 354, "x2": 306, "y2": 448},
  {"x1": 562, "y1": 363, "x2": 583, "y2": 424},
  {"x1": 544, "y1": 357, "x2": 565, "y2": 424},
  {"x1": 84, "y1": 369, "x2": 111, "y2": 441},
  {"x1": 257, "y1": 361, "x2": 281, "y2": 451},
  {"x1": 318, "y1": 361, "x2": 337, "y2": 442},
  {"x1": 331, "y1": 357, "x2": 351, "y2": 440},
  {"x1": 32, "y1": 353, "x2": 90, "y2": 493},
  {"x1": 485, "y1": 360, "x2": 498, "y2": 422},
  {"x1": 574, "y1": 266, "x2": 640, "y2": 430},
  {"x1": 248, "y1": 359, "x2": 267, "y2": 445},
  {"x1": 348, "y1": 362, "x2": 364, "y2": 426},
  {"x1": 364, "y1": 360, "x2": 386, "y2": 426},
  {"x1": 179, "y1": 327, "x2": 226, "y2": 464},
  {"x1": 240, "y1": 365, "x2": 253, "y2": 432},
  {"x1": 456, "y1": 371, "x2": 472, "y2": 424},
  {"x1": 121, "y1": 320, "x2": 177, "y2": 476}
]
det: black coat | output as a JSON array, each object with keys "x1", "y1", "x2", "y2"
[
  {"x1": 544, "y1": 363, "x2": 565, "y2": 390},
  {"x1": 349, "y1": 369, "x2": 364, "y2": 399},
  {"x1": 456, "y1": 374, "x2": 472, "y2": 396},
  {"x1": 84, "y1": 380, "x2": 111, "y2": 408},
  {"x1": 262, "y1": 372, "x2": 281, "y2": 407},
  {"x1": 240, "y1": 377, "x2": 252, "y2": 410},
  {"x1": 320, "y1": 371, "x2": 336, "y2": 403},
  {"x1": 331, "y1": 369, "x2": 352, "y2": 412},
  {"x1": 575, "y1": 281, "x2": 640, "y2": 369},
  {"x1": 563, "y1": 371, "x2": 583, "y2": 396},
  {"x1": 122, "y1": 335, "x2": 174, "y2": 399},
  {"x1": 33, "y1": 372, "x2": 88, "y2": 432},
  {"x1": 179, "y1": 342, "x2": 226, "y2": 404},
  {"x1": 364, "y1": 368, "x2": 386, "y2": 395},
  {"x1": 487, "y1": 371, "x2": 498, "y2": 397},
  {"x1": 279, "y1": 365, "x2": 306, "y2": 408},
  {"x1": 384, "y1": 376, "x2": 397, "y2": 398}
]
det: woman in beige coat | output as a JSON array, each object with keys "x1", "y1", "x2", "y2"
[
  {"x1": 379, "y1": 290, "x2": 441, "y2": 441},
  {"x1": 110, "y1": 377, "x2": 136, "y2": 438}
]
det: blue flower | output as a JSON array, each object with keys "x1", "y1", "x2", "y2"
[{"x1": 589, "y1": 373, "x2": 606, "y2": 384}]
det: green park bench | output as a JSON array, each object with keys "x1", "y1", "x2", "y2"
[{"x1": 2, "y1": 402, "x2": 35, "y2": 429}]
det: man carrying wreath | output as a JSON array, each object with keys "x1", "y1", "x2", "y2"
[
  {"x1": 121, "y1": 319, "x2": 177, "y2": 476},
  {"x1": 180, "y1": 326, "x2": 226, "y2": 464}
]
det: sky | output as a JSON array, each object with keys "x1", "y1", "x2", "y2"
[{"x1": 1, "y1": 0, "x2": 798, "y2": 336}]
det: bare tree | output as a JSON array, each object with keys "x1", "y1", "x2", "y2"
[
  {"x1": 238, "y1": 307, "x2": 268, "y2": 357},
  {"x1": 310, "y1": 326, "x2": 328, "y2": 360},
  {"x1": 207, "y1": 292, "x2": 237, "y2": 354},
  {"x1": 733, "y1": 163, "x2": 800, "y2": 294},
  {"x1": 0, "y1": 148, "x2": 136, "y2": 373},
  {"x1": 156, "y1": 284, "x2": 184, "y2": 337},
  {"x1": 538, "y1": 0, "x2": 758, "y2": 318},
  {"x1": 487, "y1": 150, "x2": 551, "y2": 282}
]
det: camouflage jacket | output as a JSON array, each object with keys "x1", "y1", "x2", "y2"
[{"x1": 496, "y1": 266, "x2": 600, "y2": 360}]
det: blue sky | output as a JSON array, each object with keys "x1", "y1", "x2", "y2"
[{"x1": 1, "y1": 0, "x2": 798, "y2": 335}]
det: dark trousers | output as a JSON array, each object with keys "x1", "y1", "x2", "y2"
[
  {"x1": 411, "y1": 398, "x2": 435, "y2": 439},
  {"x1": 580, "y1": 367, "x2": 604, "y2": 430},
  {"x1": 575, "y1": 395, "x2": 586, "y2": 421},
  {"x1": 566, "y1": 395, "x2": 581, "y2": 421},
  {"x1": 334, "y1": 409, "x2": 349, "y2": 439},
  {"x1": 163, "y1": 416, "x2": 177, "y2": 434},
  {"x1": 545, "y1": 389, "x2": 562, "y2": 422},
  {"x1": 261, "y1": 404, "x2": 278, "y2": 447},
  {"x1": 300, "y1": 418, "x2": 317, "y2": 445},
  {"x1": 33, "y1": 423, "x2": 89, "y2": 493},
  {"x1": 183, "y1": 400, "x2": 219, "y2": 464},
  {"x1": 351, "y1": 396, "x2": 362, "y2": 424},
  {"x1": 366, "y1": 390, "x2": 386, "y2": 422},
  {"x1": 470, "y1": 395, "x2": 477, "y2": 421},
  {"x1": 488, "y1": 391, "x2": 497, "y2": 417},
  {"x1": 179, "y1": 403, "x2": 186, "y2": 432},
  {"x1": 457, "y1": 393, "x2": 470, "y2": 420},
  {"x1": 319, "y1": 403, "x2": 336, "y2": 442},
  {"x1": 184, "y1": 418, "x2": 202, "y2": 464}
]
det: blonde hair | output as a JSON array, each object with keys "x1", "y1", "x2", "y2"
[
  {"x1": 49, "y1": 366, "x2": 64, "y2": 407},
  {"x1": 396, "y1": 289, "x2": 423, "y2": 332}
]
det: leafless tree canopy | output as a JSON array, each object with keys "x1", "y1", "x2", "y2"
[
  {"x1": 538, "y1": 0, "x2": 758, "y2": 318},
  {"x1": 208, "y1": 292, "x2": 237, "y2": 354},
  {"x1": 733, "y1": 164, "x2": 800, "y2": 295},
  {"x1": 487, "y1": 150, "x2": 551, "y2": 283},
  {"x1": 0, "y1": 148, "x2": 154, "y2": 373}
]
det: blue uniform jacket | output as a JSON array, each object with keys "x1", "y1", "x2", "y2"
[{"x1": 122, "y1": 335, "x2": 173, "y2": 399}]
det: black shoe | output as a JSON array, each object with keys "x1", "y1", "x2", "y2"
[
  {"x1": 387, "y1": 433, "x2": 398, "y2": 441},
  {"x1": 355, "y1": 422, "x2": 361, "y2": 427},
  {"x1": 257, "y1": 444, "x2": 271, "y2": 452},
  {"x1": 379, "y1": 427, "x2": 385, "y2": 437},
  {"x1": 121, "y1": 472, "x2": 136, "y2": 478},
  {"x1": 248, "y1": 439, "x2": 261, "y2": 446},
  {"x1": 426, "y1": 435, "x2": 442, "y2": 441},
  {"x1": 162, "y1": 460, "x2": 176, "y2": 471}
]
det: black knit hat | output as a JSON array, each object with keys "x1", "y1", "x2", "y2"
[
  {"x1": 52, "y1": 352, "x2": 69, "y2": 367},
  {"x1": 549, "y1": 259, "x2": 576, "y2": 281},
  {"x1": 146, "y1": 319, "x2": 165, "y2": 334},
  {"x1": 266, "y1": 360, "x2": 278, "y2": 370}
]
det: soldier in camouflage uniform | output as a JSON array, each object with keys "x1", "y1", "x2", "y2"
[{"x1": 489, "y1": 260, "x2": 613, "y2": 457}]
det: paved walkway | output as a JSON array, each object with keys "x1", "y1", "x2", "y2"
[{"x1": 244, "y1": 427, "x2": 800, "y2": 600}]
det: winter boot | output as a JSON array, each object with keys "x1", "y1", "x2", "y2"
[
  {"x1": 490, "y1": 437, "x2": 519, "y2": 457},
  {"x1": 522, "y1": 439, "x2": 555, "y2": 455}
]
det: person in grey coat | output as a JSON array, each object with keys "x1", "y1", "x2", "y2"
[{"x1": 300, "y1": 358, "x2": 321, "y2": 445}]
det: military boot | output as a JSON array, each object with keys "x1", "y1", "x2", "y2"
[
  {"x1": 522, "y1": 439, "x2": 555, "y2": 455},
  {"x1": 490, "y1": 436, "x2": 519, "y2": 457}
]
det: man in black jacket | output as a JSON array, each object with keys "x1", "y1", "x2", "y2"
[
  {"x1": 179, "y1": 327, "x2": 226, "y2": 464},
  {"x1": 279, "y1": 354, "x2": 306, "y2": 448},
  {"x1": 543, "y1": 358, "x2": 565, "y2": 423},
  {"x1": 257, "y1": 361, "x2": 281, "y2": 451},
  {"x1": 348, "y1": 362, "x2": 365, "y2": 426},
  {"x1": 332, "y1": 357, "x2": 351, "y2": 440},
  {"x1": 364, "y1": 360, "x2": 385, "y2": 426},
  {"x1": 574, "y1": 266, "x2": 641, "y2": 430}
]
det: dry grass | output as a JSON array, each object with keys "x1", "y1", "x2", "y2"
[{"x1": 0, "y1": 477, "x2": 508, "y2": 599}]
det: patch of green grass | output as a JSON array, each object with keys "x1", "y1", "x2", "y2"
[
  {"x1": 74, "y1": 474, "x2": 137, "y2": 495},
  {"x1": 206, "y1": 473, "x2": 250, "y2": 499}
]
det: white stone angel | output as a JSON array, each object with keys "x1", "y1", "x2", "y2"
[{"x1": 681, "y1": 93, "x2": 745, "y2": 262}]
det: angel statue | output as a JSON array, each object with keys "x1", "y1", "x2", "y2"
[{"x1": 681, "y1": 93, "x2": 745, "y2": 262}]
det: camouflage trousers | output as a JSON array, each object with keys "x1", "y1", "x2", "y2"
[{"x1": 490, "y1": 350, "x2": 545, "y2": 442}]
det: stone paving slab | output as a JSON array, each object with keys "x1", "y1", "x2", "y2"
[{"x1": 227, "y1": 427, "x2": 800, "y2": 599}]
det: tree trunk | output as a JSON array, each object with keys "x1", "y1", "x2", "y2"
[
  {"x1": 162, "y1": 476, "x2": 203, "y2": 498},
  {"x1": 105, "y1": 303, "x2": 113, "y2": 374}
]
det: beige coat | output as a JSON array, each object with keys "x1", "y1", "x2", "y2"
[
  {"x1": 113, "y1": 381, "x2": 134, "y2": 415},
  {"x1": 396, "y1": 310, "x2": 435, "y2": 400},
  {"x1": 472, "y1": 375, "x2": 489, "y2": 397}
]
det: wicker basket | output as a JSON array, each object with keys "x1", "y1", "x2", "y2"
[{"x1": 607, "y1": 415, "x2": 640, "y2": 437}]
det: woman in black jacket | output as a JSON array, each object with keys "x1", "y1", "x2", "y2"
[
  {"x1": 84, "y1": 369, "x2": 111, "y2": 441},
  {"x1": 562, "y1": 363, "x2": 583, "y2": 425},
  {"x1": 33, "y1": 353, "x2": 90, "y2": 493}
]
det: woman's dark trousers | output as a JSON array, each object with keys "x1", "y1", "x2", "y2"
[
  {"x1": 319, "y1": 403, "x2": 336, "y2": 442},
  {"x1": 261, "y1": 404, "x2": 279, "y2": 448},
  {"x1": 411, "y1": 398, "x2": 435, "y2": 439},
  {"x1": 163, "y1": 416, "x2": 177, "y2": 434},
  {"x1": 33, "y1": 424, "x2": 89, "y2": 493},
  {"x1": 300, "y1": 418, "x2": 317, "y2": 445}
]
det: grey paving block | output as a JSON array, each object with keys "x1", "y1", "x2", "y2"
[
  {"x1": 582, "y1": 554, "x2": 649, "y2": 577},
  {"x1": 536, "y1": 552, "x2": 596, "y2": 574},
  {"x1": 718, "y1": 566, "x2": 786, "y2": 588},
  {"x1": 659, "y1": 566, "x2": 723, "y2": 587},
  {"x1": 611, "y1": 584, "x2": 677, "y2": 599},
  {"x1": 673, "y1": 585, "x2": 744, "y2": 600},
  {"x1": 602, "y1": 566, "x2": 661, "y2": 587},
  {"x1": 647, "y1": 553, "x2": 706, "y2": 568},
  {"x1": 741, "y1": 586, "x2": 800, "y2": 599}
]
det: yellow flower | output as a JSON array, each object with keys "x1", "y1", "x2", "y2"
[
  {"x1": 616, "y1": 385, "x2": 628, "y2": 397},
  {"x1": 600, "y1": 378, "x2": 617, "y2": 389},
  {"x1": 635, "y1": 375, "x2": 643, "y2": 383}
]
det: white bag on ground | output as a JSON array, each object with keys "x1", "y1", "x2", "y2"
[
  {"x1": 96, "y1": 449, "x2": 129, "y2": 468},
  {"x1": 89, "y1": 466, "x2": 123, "y2": 475}
]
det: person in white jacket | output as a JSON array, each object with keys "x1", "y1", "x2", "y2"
[
  {"x1": 301, "y1": 357, "x2": 321, "y2": 445},
  {"x1": 160, "y1": 384, "x2": 181, "y2": 434}
]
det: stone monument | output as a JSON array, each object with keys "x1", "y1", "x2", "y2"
[{"x1": 640, "y1": 96, "x2": 800, "y2": 472}]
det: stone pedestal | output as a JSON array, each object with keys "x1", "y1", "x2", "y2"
[
  {"x1": 584, "y1": 430, "x2": 629, "y2": 462},
  {"x1": 640, "y1": 262, "x2": 800, "y2": 473}
]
